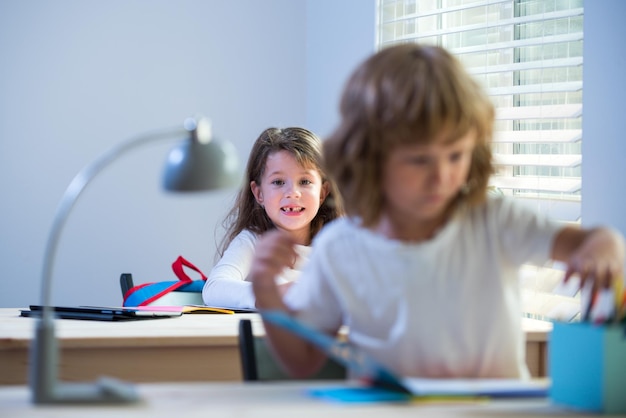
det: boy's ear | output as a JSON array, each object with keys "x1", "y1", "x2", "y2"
[
  {"x1": 250, "y1": 181, "x2": 264, "y2": 204},
  {"x1": 320, "y1": 181, "x2": 330, "y2": 204}
]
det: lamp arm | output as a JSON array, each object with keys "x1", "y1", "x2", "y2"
[
  {"x1": 40, "y1": 126, "x2": 185, "y2": 309},
  {"x1": 32, "y1": 125, "x2": 185, "y2": 404}
]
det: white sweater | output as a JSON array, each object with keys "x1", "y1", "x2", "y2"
[
  {"x1": 202, "y1": 229, "x2": 311, "y2": 309},
  {"x1": 285, "y1": 196, "x2": 563, "y2": 379}
]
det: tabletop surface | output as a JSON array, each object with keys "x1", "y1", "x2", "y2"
[
  {"x1": 0, "y1": 308, "x2": 263, "y2": 348},
  {"x1": 0, "y1": 381, "x2": 596, "y2": 418}
]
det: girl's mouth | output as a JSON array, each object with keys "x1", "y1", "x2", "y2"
[{"x1": 281, "y1": 206, "x2": 304, "y2": 213}]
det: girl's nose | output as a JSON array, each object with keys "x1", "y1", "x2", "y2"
[{"x1": 285, "y1": 183, "x2": 302, "y2": 198}]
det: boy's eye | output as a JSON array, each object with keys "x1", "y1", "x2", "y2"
[
  {"x1": 449, "y1": 151, "x2": 463, "y2": 162},
  {"x1": 409, "y1": 156, "x2": 430, "y2": 165}
]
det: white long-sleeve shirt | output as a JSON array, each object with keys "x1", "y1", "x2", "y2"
[{"x1": 202, "y1": 229, "x2": 311, "y2": 309}]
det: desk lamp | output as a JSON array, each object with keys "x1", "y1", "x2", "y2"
[{"x1": 30, "y1": 116, "x2": 239, "y2": 404}]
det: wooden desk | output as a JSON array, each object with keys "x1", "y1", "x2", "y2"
[
  {"x1": 0, "y1": 308, "x2": 263, "y2": 385},
  {"x1": 522, "y1": 317, "x2": 552, "y2": 378},
  {"x1": 0, "y1": 381, "x2": 598, "y2": 417},
  {"x1": 0, "y1": 309, "x2": 552, "y2": 385}
]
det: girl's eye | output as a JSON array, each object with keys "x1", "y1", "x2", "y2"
[
  {"x1": 300, "y1": 179, "x2": 313, "y2": 186},
  {"x1": 271, "y1": 179, "x2": 284, "y2": 186}
]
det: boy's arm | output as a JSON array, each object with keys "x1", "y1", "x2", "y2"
[
  {"x1": 251, "y1": 230, "x2": 328, "y2": 378},
  {"x1": 551, "y1": 225, "x2": 625, "y2": 290}
]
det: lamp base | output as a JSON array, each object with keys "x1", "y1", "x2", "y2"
[
  {"x1": 35, "y1": 377, "x2": 140, "y2": 404},
  {"x1": 31, "y1": 315, "x2": 141, "y2": 404}
]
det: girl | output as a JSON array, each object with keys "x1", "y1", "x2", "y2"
[
  {"x1": 202, "y1": 127, "x2": 342, "y2": 309},
  {"x1": 250, "y1": 44, "x2": 625, "y2": 379}
]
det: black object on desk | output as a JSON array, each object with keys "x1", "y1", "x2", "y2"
[{"x1": 20, "y1": 305, "x2": 182, "y2": 321}]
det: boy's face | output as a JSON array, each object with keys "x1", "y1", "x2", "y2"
[
  {"x1": 379, "y1": 131, "x2": 476, "y2": 240},
  {"x1": 251, "y1": 150, "x2": 329, "y2": 245}
]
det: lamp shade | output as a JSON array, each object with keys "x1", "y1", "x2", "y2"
[{"x1": 163, "y1": 118, "x2": 240, "y2": 191}]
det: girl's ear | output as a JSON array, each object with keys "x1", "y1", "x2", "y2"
[
  {"x1": 320, "y1": 181, "x2": 330, "y2": 204},
  {"x1": 250, "y1": 181, "x2": 264, "y2": 205}
]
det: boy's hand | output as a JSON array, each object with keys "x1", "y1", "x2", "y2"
[
  {"x1": 277, "y1": 281, "x2": 295, "y2": 297},
  {"x1": 250, "y1": 230, "x2": 297, "y2": 308},
  {"x1": 563, "y1": 227, "x2": 625, "y2": 292}
]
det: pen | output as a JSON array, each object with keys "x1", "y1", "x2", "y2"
[
  {"x1": 613, "y1": 276, "x2": 625, "y2": 323},
  {"x1": 410, "y1": 395, "x2": 489, "y2": 404},
  {"x1": 580, "y1": 280, "x2": 594, "y2": 322}
]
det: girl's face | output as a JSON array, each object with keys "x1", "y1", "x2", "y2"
[
  {"x1": 377, "y1": 131, "x2": 476, "y2": 241},
  {"x1": 251, "y1": 150, "x2": 329, "y2": 245}
]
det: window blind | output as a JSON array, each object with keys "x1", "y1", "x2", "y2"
[{"x1": 377, "y1": 0, "x2": 583, "y2": 223}]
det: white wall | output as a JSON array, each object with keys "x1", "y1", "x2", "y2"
[
  {"x1": 581, "y1": 1, "x2": 626, "y2": 236},
  {"x1": 6, "y1": 0, "x2": 619, "y2": 310},
  {"x1": 0, "y1": 0, "x2": 375, "y2": 308},
  {"x1": 306, "y1": 1, "x2": 376, "y2": 138}
]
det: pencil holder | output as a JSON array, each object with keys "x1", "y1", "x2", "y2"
[{"x1": 549, "y1": 322, "x2": 626, "y2": 414}]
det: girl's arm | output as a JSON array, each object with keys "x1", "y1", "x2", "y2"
[
  {"x1": 551, "y1": 225, "x2": 625, "y2": 291},
  {"x1": 202, "y1": 232, "x2": 256, "y2": 308},
  {"x1": 202, "y1": 275, "x2": 255, "y2": 309},
  {"x1": 251, "y1": 230, "x2": 328, "y2": 378}
]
